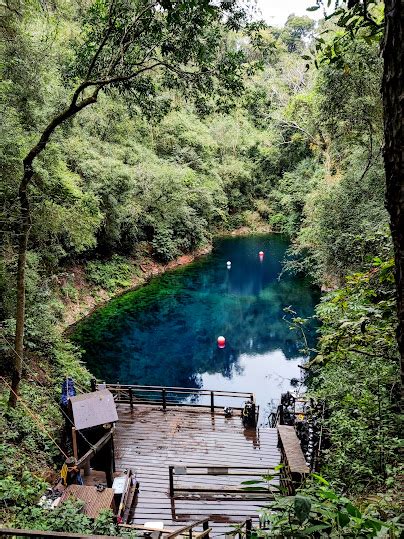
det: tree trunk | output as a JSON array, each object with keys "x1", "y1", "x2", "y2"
[
  {"x1": 7, "y1": 92, "x2": 100, "y2": 407},
  {"x1": 8, "y1": 168, "x2": 32, "y2": 407},
  {"x1": 382, "y1": 0, "x2": 404, "y2": 404}
]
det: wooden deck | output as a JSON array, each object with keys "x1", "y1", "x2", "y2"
[{"x1": 113, "y1": 404, "x2": 280, "y2": 536}]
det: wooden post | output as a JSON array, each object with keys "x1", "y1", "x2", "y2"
[
  {"x1": 83, "y1": 456, "x2": 91, "y2": 476},
  {"x1": 203, "y1": 519, "x2": 210, "y2": 539},
  {"x1": 279, "y1": 404, "x2": 284, "y2": 425},
  {"x1": 162, "y1": 388, "x2": 167, "y2": 411},
  {"x1": 105, "y1": 439, "x2": 114, "y2": 488},
  {"x1": 129, "y1": 388, "x2": 133, "y2": 411},
  {"x1": 251, "y1": 402, "x2": 256, "y2": 427},
  {"x1": 169, "y1": 465, "x2": 174, "y2": 498},
  {"x1": 245, "y1": 518, "x2": 252, "y2": 539},
  {"x1": 71, "y1": 427, "x2": 78, "y2": 461},
  {"x1": 111, "y1": 435, "x2": 116, "y2": 473},
  {"x1": 210, "y1": 391, "x2": 214, "y2": 414}
]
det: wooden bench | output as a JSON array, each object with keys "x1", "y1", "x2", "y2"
[{"x1": 277, "y1": 425, "x2": 309, "y2": 494}]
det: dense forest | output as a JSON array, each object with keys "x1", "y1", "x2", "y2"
[{"x1": 0, "y1": 0, "x2": 403, "y2": 536}]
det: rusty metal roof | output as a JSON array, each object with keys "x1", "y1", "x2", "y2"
[
  {"x1": 60, "y1": 485, "x2": 115, "y2": 519},
  {"x1": 70, "y1": 390, "x2": 118, "y2": 430}
]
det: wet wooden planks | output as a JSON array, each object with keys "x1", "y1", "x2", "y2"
[
  {"x1": 277, "y1": 425, "x2": 309, "y2": 475},
  {"x1": 114, "y1": 404, "x2": 280, "y2": 536}
]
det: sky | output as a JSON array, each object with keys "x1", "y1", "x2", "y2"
[{"x1": 255, "y1": 0, "x2": 324, "y2": 27}]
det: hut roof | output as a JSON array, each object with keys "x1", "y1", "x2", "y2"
[
  {"x1": 60, "y1": 485, "x2": 115, "y2": 518},
  {"x1": 70, "y1": 390, "x2": 118, "y2": 430}
]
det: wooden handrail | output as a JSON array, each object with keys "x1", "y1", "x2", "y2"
[
  {"x1": 169, "y1": 465, "x2": 277, "y2": 498},
  {"x1": 119, "y1": 524, "x2": 175, "y2": 533},
  {"x1": 0, "y1": 529, "x2": 121, "y2": 538},
  {"x1": 103, "y1": 383, "x2": 253, "y2": 397},
  {"x1": 102, "y1": 383, "x2": 255, "y2": 415},
  {"x1": 166, "y1": 518, "x2": 210, "y2": 539}
]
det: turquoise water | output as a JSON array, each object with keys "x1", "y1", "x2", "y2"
[{"x1": 72, "y1": 235, "x2": 319, "y2": 421}]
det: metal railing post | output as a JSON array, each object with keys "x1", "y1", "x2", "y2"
[
  {"x1": 169, "y1": 465, "x2": 174, "y2": 497},
  {"x1": 162, "y1": 388, "x2": 167, "y2": 411},
  {"x1": 246, "y1": 518, "x2": 252, "y2": 539},
  {"x1": 210, "y1": 391, "x2": 214, "y2": 414},
  {"x1": 129, "y1": 388, "x2": 133, "y2": 411}
]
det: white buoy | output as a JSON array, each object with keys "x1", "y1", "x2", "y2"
[{"x1": 226, "y1": 260, "x2": 232, "y2": 268}]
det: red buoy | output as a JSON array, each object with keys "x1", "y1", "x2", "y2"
[
  {"x1": 217, "y1": 336, "x2": 226, "y2": 349},
  {"x1": 259, "y1": 251, "x2": 264, "y2": 257}
]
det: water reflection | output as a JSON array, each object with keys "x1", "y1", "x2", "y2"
[{"x1": 72, "y1": 235, "x2": 319, "y2": 416}]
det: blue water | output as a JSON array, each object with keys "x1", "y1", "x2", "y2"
[{"x1": 72, "y1": 235, "x2": 319, "y2": 422}]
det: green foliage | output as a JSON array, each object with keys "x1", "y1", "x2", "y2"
[
  {"x1": 309, "y1": 259, "x2": 402, "y2": 493},
  {"x1": 86, "y1": 256, "x2": 134, "y2": 292},
  {"x1": 1, "y1": 0, "x2": 400, "y2": 528},
  {"x1": 0, "y1": 472, "x2": 47, "y2": 509},
  {"x1": 259, "y1": 475, "x2": 402, "y2": 537},
  {"x1": 16, "y1": 499, "x2": 136, "y2": 537}
]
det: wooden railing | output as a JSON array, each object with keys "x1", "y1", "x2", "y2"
[
  {"x1": 0, "y1": 530, "x2": 122, "y2": 539},
  {"x1": 97, "y1": 382, "x2": 255, "y2": 415},
  {"x1": 1, "y1": 521, "x2": 211, "y2": 539},
  {"x1": 121, "y1": 519, "x2": 211, "y2": 539},
  {"x1": 224, "y1": 518, "x2": 253, "y2": 539},
  {"x1": 277, "y1": 425, "x2": 309, "y2": 495},
  {"x1": 168, "y1": 465, "x2": 277, "y2": 499},
  {"x1": 269, "y1": 404, "x2": 284, "y2": 427},
  {"x1": 166, "y1": 518, "x2": 210, "y2": 539}
]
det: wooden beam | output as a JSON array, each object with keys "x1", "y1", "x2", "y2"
[
  {"x1": 76, "y1": 426, "x2": 115, "y2": 468},
  {"x1": 277, "y1": 426, "x2": 309, "y2": 475},
  {"x1": 0, "y1": 528, "x2": 121, "y2": 538}
]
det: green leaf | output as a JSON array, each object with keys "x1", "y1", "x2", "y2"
[
  {"x1": 294, "y1": 496, "x2": 311, "y2": 524},
  {"x1": 345, "y1": 503, "x2": 361, "y2": 518},
  {"x1": 307, "y1": 5, "x2": 320, "y2": 11},
  {"x1": 312, "y1": 473, "x2": 329, "y2": 486},
  {"x1": 337, "y1": 511, "x2": 350, "y2": 528},
  {"x1": 301, "y1": 524, "x2": 332, "y2": 533},
  {"x1": 318, "y1": 489, "x2": 339, "y2": 501},
  {"x1": 363, "y1": 519, "x2": 383, "y2": 532}
]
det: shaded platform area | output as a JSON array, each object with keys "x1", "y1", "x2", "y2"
[{"x1": 114, "y1": 404, "x2": 280, "y2": 536}]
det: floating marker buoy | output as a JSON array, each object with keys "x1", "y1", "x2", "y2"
[
  {"x1": 259, "y1": 251, "x2": 264, "y2": 257},
  {"x1": 226, "y1": 260, "x2": 231, "y2": 268},
  {"x1": 217, "y1": 336, "x2": 226, "y2": 348}
]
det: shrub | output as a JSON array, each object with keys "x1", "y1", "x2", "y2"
[{"x1": 86, "y1": 256, "x2": 134, "y2": 292}]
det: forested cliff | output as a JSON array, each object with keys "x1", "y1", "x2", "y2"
[{"x1": 0, "y1": 0, "x2": 402, "y2": 534}]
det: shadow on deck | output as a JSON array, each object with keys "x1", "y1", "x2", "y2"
[{"x1": 113, "y1": 404, "x2": 280, "y2": 536}]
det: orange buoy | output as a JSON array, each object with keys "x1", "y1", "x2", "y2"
[{"x1": 217, "y1": 336, "x2": 226, "y2": 348}]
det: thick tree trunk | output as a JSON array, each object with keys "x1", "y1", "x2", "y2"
[
  {"x1": 382, "y1": 0, "x2": 404, "y2": 404},
  {"x1": 8, "y1": 92, "x2": 100, "y2": 407},
  {"x1": 8, "y1": 173, "x2": 31, "y2": 407}
]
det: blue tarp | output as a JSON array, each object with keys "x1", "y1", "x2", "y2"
[{"x1": 61, "y1": 377, "x2": 76, "y2": 407}]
